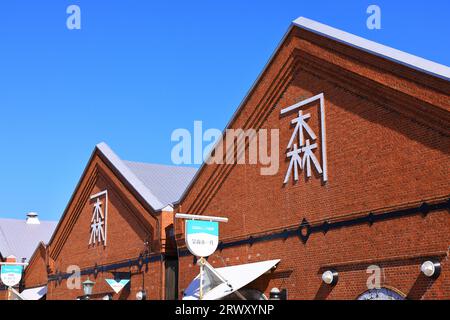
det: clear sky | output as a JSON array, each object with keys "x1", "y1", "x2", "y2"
[{"x1": 0, "y1": 0, "x2": 449, "y2": 221}]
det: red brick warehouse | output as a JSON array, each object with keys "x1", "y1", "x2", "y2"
[
  {"x1": 8, "y1": 16, "x2": 449, "y2": 300},
  {"x1": 23, "y1": 143, "x2": 197, "y2": 300},
  {"x1": 174, "y1": 17, "x2": 450, "y2": 300}
]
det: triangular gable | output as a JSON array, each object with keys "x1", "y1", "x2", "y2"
[
  {"x1": 293, "y1": 17, "x2": 450, "y2": 81},
  {"x1": 175, "y1": 17, "x2": 450, "y2": 221},
  {"x1": 26, "y1": 241, "x2": 47, "y2": 271},
  {"x1": 47, "y1": 145, "x2": 159, "y2": 260},
  {"x1": 23, "y1": 242, "x2": 48, "y2": 288}
]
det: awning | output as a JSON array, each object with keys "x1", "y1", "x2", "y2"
[
  {"x1": 183, "y1": 259, "x2": 280, "y2": 300},
  {"x1": 20, "y1": 286, "x2": 47, "y2": 300}
]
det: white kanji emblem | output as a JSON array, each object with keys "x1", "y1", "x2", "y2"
[
  {"x1": 89, "y1": 191, "x2": 108, "y2": 246},
  {"x1": 287, "y1": 110, "x2": 317, "y2": 149},
  {"x1": 281, "y1": 94, "x2": 328, "y2": 184},
  {"x1": 301, "y1": 139, "x2": 322, "y2": 178},
  {"x1": 283, "y1": 143, "x2": 302, "y2": 184}
]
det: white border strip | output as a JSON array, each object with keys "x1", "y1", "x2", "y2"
[{"x1": 293, "y1": 17, "x2": 450, "y2": 81}]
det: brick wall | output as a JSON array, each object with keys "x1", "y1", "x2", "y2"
[
  {"x1": 0, "y1": 289, "x2": 7, "y2": 300},
  {"x1": 23, "y1": 243, "x2": 48, "y2": 290},
  {"x1": 47, "y1": 262, "x2": 161, "y2": 300},
  {"x1": 176, "y1": 28, "x2": 450, "y2": 299},
  {"x1": 46, "y1": 152, "x2": 165, "y2": 300},
  {"x1": 179, "y1": 210, "x2": 449, "y2": 299}
]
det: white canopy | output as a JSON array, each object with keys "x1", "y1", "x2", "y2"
[
  {"x1": 183, "y1": 259, "x2": 280, "y2": 300},
  {"x1": 20, "y1": 286, "x2": 47, "y2": 300}
]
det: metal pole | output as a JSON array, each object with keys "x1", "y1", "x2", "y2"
[
  {"x1": 175, "y1": 213, "x2": 228, "y2": 223},
  {"x1": 199, "y1": 257, "x2": 204, "y2": 300},
  {"x1": 0, "y1": 262, "x2": 28, "y2": 266},
  {"x1": 7, "y1": 286, "x2": 11, "y2": 300}
]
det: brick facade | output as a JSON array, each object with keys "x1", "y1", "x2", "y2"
[
  {"x1": 11, "y1": 20, "x2": 450, "y2": 301},
  {"x1": 43, "y1": 150, "x2": 171, "y2": 300},
  {"x1": 175, "y1": 27, "x2": 450, "y2": 299},
  {"x1": 22, "y1": 242, "x2": 48, "y2": 291}
]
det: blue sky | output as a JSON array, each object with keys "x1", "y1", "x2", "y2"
[{"x1": 0, "y1": 0, "x2": 449, "y2": 221}]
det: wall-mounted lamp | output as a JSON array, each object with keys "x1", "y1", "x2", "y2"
[
  {"x1": 82, "y1": 279, "x2": 95, "y2": 299},
  {"x1": 421, "y1": 260, "x2": 441, "y2": 279},
  {"x1": 321, "y1": 269, "x2": 338, "y2": 285},
  {"x1": 269, "y1": 287, "x2": 281, "y2": 300},
  {"x1": 269, "y1": 287, "x2": 287, "y2": 300},
  {"x1": 102, "y1": 294, "x2": 112, "y2": 300},
  {"x1": 136, "y1": 290, "x2": 147, "y2": 300}
]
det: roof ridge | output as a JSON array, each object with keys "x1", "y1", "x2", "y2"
[
  {"x1": 293, "y1": 17, "x2": 450, "y2": 81},
  {"x1": 0, "y1": 217, "x2": 58, "y2": 223},
  {"x1": 96, "y1": 142, "x2": 165, "y2": 210},
  {"x1": 97, "y1": 143, "x2": 198, "y2": 211}
]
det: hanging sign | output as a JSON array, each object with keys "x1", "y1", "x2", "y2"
[
  {"x1": 185, "y1": 220, "x2": 219, "y2": 257},
  {"x1": 105, "y1": 279, "x2": 130, "y2": 294},
  {"x1": 1, "y1": 265, "x2": 23, "y2": 287}
]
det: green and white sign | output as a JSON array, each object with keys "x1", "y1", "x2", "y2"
[
  {"x1": 186, "y1": 220, "x2": 219, "y2": 257},
  {"x1": 1, "y1": 265, "x2": 23, "y2": 287}
]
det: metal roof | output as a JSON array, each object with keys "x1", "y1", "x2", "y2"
[
  {"x1": 96, "y1": 142, "x2": 198, "y2": 211},
  {"x1": 123, "y1": 161, "x2": 198, "y2": 210},
  {"x1": 0, "y1": 218, "x2": 57, "y2": 262}
]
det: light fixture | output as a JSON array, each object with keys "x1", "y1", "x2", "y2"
[
  {"x1": 269, "y1": 287, "x2": 281, "y2": 300},
  {"x1": 269, "y1": 287, "x2": 287, "y2": 300},
  {"x1": 102, "y1": 294, "x2": 112, "y2": 300},
  {"x1": 322, "y1": 269, "x2": 338, "y2": 285},
  {"x1": 421, "y1": 260, "x2": 441, "y2": 278},
  {"x1": 82, "y1": 279, "x2": 95, "y2": 298},
  {"x1": 136, "y1": 290, "x2": 147, "y2": 300}
]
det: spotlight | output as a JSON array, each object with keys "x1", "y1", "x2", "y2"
[
  {"x1": 269, "y1": 288, "x2": 281, "y2": 300},
  {"x1": 136, "y1": 290, "x2": 147, "y2": 300},
  {"x1": 322, "y1": 269, "x2": 338, "y2": 285},
  {"x1": 421, "y1": 260, "x2": 441, "y2": 278}
]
